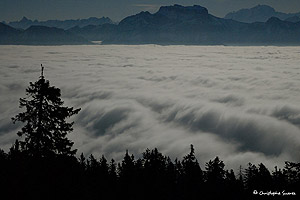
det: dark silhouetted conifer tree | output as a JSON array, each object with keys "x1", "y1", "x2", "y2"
[
  {"x1": 257, "y1": 163, "x2": 272, "y2": 190},
  {"x1": 109, "y1": 158, "x2": 117, "y2": 179},
  {"x1": 244, "y1": 163, "x2": 258, "y2": 192},
  {"x1": 142, "y1": 148, "x2": 169, "y2": 200},
  {"x1": 99, "y1": 155, "x2": 109, "y2": 175},
  {"x1": 205, "y1": 156, "x2": 225, "y2": 184},
  {"x1": 79, "y1": 153, "x2": 86, "y2": 170},
  {"x1": 272, "y1": 166, "x2": 287, "y2": 191},
  {"x1": 181, "y1": 144, "x2": 203, "y2": 199},
  {"x1": 205, "y1": 156, "x2": 226, "y2": 199},
  {"x1": 118, "y1": 150, "x2": 136, "y2": 199},
  {"x1": 283, "y1": 161, "x2": 300, "y2": 192},
  {"x1": 12, "y1": 66, "x2": 80, "y2": 157},
  {"x1": 119, "y1": 150, "x2": 135, "y2": 178}
]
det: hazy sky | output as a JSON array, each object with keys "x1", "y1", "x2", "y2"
[{"x1": 1, "y1": 0, "x2": 300, "y2": 22}]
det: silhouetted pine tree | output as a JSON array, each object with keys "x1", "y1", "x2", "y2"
[
  {"x1": 174, "y1": 158, "x2": 183, "y2": 178},
  {"x1": 118, "y1": 150, "x2": 136, "y2": 199},
  {"x1": 283, "y1": 161, "x2": 300, "y2": 192},
  {"x1": 244, "y1": 163, "x2": 259, "y2": 192},
  {"x1": 181, "y1": 144, "x2": 203, "y2": 199},
  {"x1": 118, "y1": 150, "x2": 135, "y2": 179},
  {"x1": 205, "y1": 156, "x2": 225, "y2": 184},
  {"x1": 79, "y1": 152, "x2": 86, "y2": 170},
  {"x1": 99, "y1": 155, "x2": 111, "y2": 198},
  {"x1": 257, "y1": 163, "x2": 272, "y2": 190},
  {"x1": 224, "y1": 169, "x2": 242, "y2": 198},
  {"x1": 108, "y1": 158, "x2": 118, "y2": 199},
  {"x1": 237, "y1": 165, "x2": 244, "y2": 186},
  {"x1": 236, "y1": 165, "x2": 246, "y2": 197},
  {"x1": 4, "y1": 67, "x2": 83, "y2": 200},
  {"x1": 165, "y1": 156, "x2": 177, "y2": 199},
  {"x1": 142, "y1": 148, "x2": 169, "y2": 200},
  {"x1": 272, "y1": 166, "x2": 287, "y2": 191},
  {"x1": 205, "y1": 156, "x2": 226, "y2": 199},
  {"x1": 12, "y1": 66, "x2": 80, "y2": 157},
  {"x1": 88, "y1": 154, "x2": 99, "y2": 171},
  {"x1": 108, "y1": 158, "x2": 117, "y2": 181},
  {"x1": 99, "y1": 155, "x2": 109, "y2": 176}
]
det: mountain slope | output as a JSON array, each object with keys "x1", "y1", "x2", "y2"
[
  {"x1": 2, "y1": 4, "x2": 300, "y2": 45},
  {"x1": 225, "y1": 5, "x2": 300, "y2": 23},
  {"x1": 0, "y1": 23, "x2": 22, "y2": 44},
  {"x1": 21, "y1": 26, "x2": 91, "y2": 45},
  {"x1": 99, "y1": 4, "x2": 300, "y2": 45},
  {"x1": 8, "y1": 16, "x2": 114, "y2": 30},
  {"x1": 103, "y1": 5, "x2": 247, "y2": 44},
  {"x1": 285, "y1": 16, "x2": 300, "y2": 23},
  {"x1": 68, "y1": 24, "x2": 118, "y2": 41},
  {"x1": 0, "y1": 23, "x2": 91, "y2": 45},
  {"x1": 68, "y1": 4, "x2": 300, "y2": 45}
]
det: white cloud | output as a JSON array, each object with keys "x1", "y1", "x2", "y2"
[{"x1": 0, "y1": 45, "x2": 300, "y2": 170}]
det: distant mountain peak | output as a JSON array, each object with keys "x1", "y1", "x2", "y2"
[
  {"x1": 266, "y1": 17, "x2": 286, "y2": 26},
  {"x1": 156, "y1": 4, "x2": 208, "y2": 20},
  {"x1": 157, "y1": 4, "x2": 208, "y2": 14},
  {"x1": 20, "y1": 16, "x2": 31, "y2": 22},
  {"x1": 0, "y1": 23, "x2": 90, "y2": 45},
  {"x1": 225, "y1": 4, "x2": 300, "y2": 23},
  {"x1": 139, "y1": 11, "x2": 151, "y2": 15},
  {"x1": 118, "y1": 4, "x2": 211, "y2": 29},
  {"x1": 252, "y1": 4, "x2": 275, "y2": 12},
  {"x1": 2, "y1": 4, "x2": 300, "y2": 45},
  {"x1": 8, "y1": 16, "x2": 114, "y2": 30},
  {"x1": 267, "y1": 17, "x2": 282, "y2": 23}
]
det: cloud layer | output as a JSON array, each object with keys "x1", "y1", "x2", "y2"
[{"x1": 0, "y1": 45, "x2": 300, "y2": 170}]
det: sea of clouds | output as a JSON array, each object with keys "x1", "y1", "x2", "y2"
[{"x1": 1, "y1": 45, "x2": 300, "y2": 170}]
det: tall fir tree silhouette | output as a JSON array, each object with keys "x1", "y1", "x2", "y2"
[
  {"x1": 205, "y1": 156, "x2": 226, "y2": 199},
  {"x1": 12, "y1": 65, "x2": 80, "y2": 157},
  {"x1": 118, "y1": 150, "x2": 136, "y2": 199},
  {"x1": 181, "y1": 144, "x2": 203, "y2": 199},
  {"x1": 205, "y1": 156, "x2": 225, "y2": 184},
  {"x1": 244, "y1": 163, "x2": 259, "y2": 191}
]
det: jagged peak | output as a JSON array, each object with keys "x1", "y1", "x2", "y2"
[
  {"x1": 118, "y1": 11, "x2": 153, "y2": 26},
  {"x1": 157, "y1": 4, "x2": 208, "y2": 14},
  {"x1": 252, "y1": 4, "x2": 276, "y2": 12},
  {"x1": 156, "y1": 4, "x2": 208, "y2": 20},
  {"x1": 139, "y1": 11, "x2": 151, "y2": 15},
  {"x1": 123, "y1": 11, "x2": 151, "y2": 19},
  {"x1": 230, "y1": 4, "x2": 275, "y2": 13},
  {"x1": 266, "y1": 16, "x2": 282, "y2": 23},
  {"x1": 20, "y1": 16, "x2": 32, "y2": 22}
]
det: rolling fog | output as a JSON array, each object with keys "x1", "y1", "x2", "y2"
[{"x1": 1, "y1": 45, "x2": 300, "y2": 170}]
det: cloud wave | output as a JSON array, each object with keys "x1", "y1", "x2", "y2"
[{"x1": 1, "y1": 45, "x2": 300, "y2": 170}]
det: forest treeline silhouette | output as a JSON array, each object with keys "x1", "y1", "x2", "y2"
[{"x1": 0, "y1": 69, "x2": 299, "y2": 199}]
